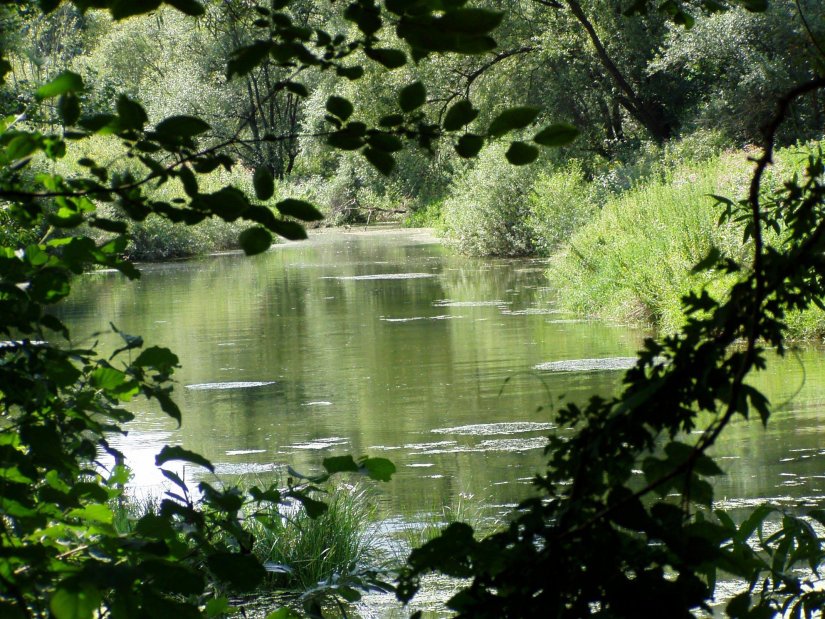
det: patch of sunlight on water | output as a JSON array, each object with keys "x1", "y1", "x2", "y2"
[
  {"x1": 534, "y1": 357, "x2": 639, "y2": 372},
  {"x1": 185, "y1": 381, "x2": 278, "y2": 390},
  {"x1": 431, "y1": 422, "x2": 554, "y2": 435}
]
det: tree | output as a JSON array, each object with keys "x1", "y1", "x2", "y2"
[{"x1": 0, "y1": 1, "x2": 574, "y2": 617}]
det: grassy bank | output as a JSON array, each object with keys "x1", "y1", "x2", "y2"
[{"x1": 546, "y1": 143, "x2": 825, "y2": 338}]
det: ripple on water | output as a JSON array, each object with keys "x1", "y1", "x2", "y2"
[
  {"x1": 322, "y1": 273, "x2": 434, "y2": 281},
  {"x1": 288, "y1": 437, "x2": 348, "y2": 450},
  {"x1": 380, "y1": 314, "x2": 460, "y2": 322},
  {"x1": 185, "y1": 381, "x2": 277, "y2": 390},
  {"x1": 534, "y1": 357, "x2": 639, "y2": 372},
  {"x1": 433, "y1": 299, "x2": 510, "y2": 308},
  {"x1": 431, "y1": 422, "x2": 554, "y2": 436}
]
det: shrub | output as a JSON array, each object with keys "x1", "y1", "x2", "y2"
[
  {"x1": 440, "y1": 144, "x2": 540, "y2": 257},
  {"x1": 526, "y1": 160, "x2": 598, "y2": 255}
]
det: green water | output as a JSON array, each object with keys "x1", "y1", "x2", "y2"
[
  {"x1": 59, "y1": 229, "x2": 643, "y2": 507},
  {"x1": 56, "y1": 228, "x2": 825, "y2": 611}
]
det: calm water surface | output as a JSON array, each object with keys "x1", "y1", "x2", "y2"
[{"x1": 57, "y1": 228, "x2": 825, "y2": 612}]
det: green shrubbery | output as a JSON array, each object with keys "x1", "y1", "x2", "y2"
[{"x1": 549, "y1": 142, "x2": 825, "y2": 336}]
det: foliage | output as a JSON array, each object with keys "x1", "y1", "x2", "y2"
[
  {"x1": 398, "y1": 77, "x2": 825, "y2": 618},
  {"x1": 0, "y1": 1, "x2": 575, "y2": 617},
  {"x1": 250, "y1": 484, "x2": 388, "y2": 596},
  {"x1": 550, "y1": 142, "x2": 825, "y2": 337}
]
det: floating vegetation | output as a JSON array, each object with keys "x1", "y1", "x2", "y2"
[
  {"x1": 433, "y1": 299, "x2": 510, "y2": 307},
  {"x1": 533, "y1": 357, "x2": 639, "y2": 372},
  {"x1": 185, "y1": 381, "x2": 277, "y2": 390},
  {"x1": 431, "y1": 422, "x2": 553, "y2": 436},
  {"x1": 323, "y1": 273, "x2": 434, "y2": 280},
  {"x1": 289, "y1": 437, "x2": 348, "y2": 450},
  {"x1": 380, "y1": 314, "x2": 459, "y2": 322}
]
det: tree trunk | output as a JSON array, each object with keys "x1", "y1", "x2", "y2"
[{"x1": 564, "y1": 0, "x2": 671, "y2": 142}]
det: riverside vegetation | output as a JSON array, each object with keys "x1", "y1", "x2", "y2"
[{"x1": 3, "y1": 1, "x2": 825, "y2": 619}]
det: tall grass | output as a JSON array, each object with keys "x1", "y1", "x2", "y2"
[
  {"x1": 548, "y1": 143, "x2": 825, "y2": 337},
  {"x1": 249, "y1": 484, "x2": 386, "y2": 592}
]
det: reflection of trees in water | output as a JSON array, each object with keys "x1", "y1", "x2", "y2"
[{"x1": 58, "y1": 232, "x2": 659, "y2": 517}]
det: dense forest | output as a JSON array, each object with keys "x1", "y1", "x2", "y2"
[{"x1": 3, "y1": 0, "x2": 825, "y2": 618}]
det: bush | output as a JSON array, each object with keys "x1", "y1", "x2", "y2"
[
  {"x1": 440, "y1": 144, "x2": 541, "y2": 257},
  {"x1": 549, "y1": 149, "x2": 752, "y2": 331},
  {"x1": 549, "y1": 142, "x2": 825, "y2": 337},
  {"x1": 526, "y1": 160, "x2": 598, "y2": 255}
]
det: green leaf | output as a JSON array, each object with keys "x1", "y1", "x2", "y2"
[
  {"x1": 207, "y1": 553, "x2": 266, "y2": 592},
  {"x1": 117, "y1": 96, "x2": 148, "y2": 130},
  {"x1": 443, "y1": 99, "x2": 478, "y2": 131},
  {"x1": 360, "y1": 457, "x2": 396, "y2": 481},
  {"x1": 227, "y1": 41, "x2": 272, "y2": 79},
  {"x1": 155, "y1": 445, "x2": 215, "y2": 473},
  {"x1": 155, "y1": 115, "x2": 211, "y2": 138},
  {"x1": 533, "y1": 123, "x2": 579, "y2": 147},
  {"x1": 165, "y1": 0, "x2": 206, "y2": 16},
  {"x1": 295, "y1": 494, "x2": 328, "y2": 518},
  {"x1": 691, "y1": 246, "x2": 722, "y2": 273},
  {"x1": 59, "y1": 94, "x2": 80, "y2": 126},
  {"x1": 36, "y1": 71, "x2": 83, "y2": 100},
  {"x1": 50, "y1": 587, "x2": 101, "y2": 619},
  {"x1": 323, "y1": 455, "x2": 359, "y2": 474},
  {"x1": 253, "y1": 167, "x2": 275, "y2": 201},
  {"x1": 363, "y1": 147, "x2": 395, "y2": 175},
  {"x1": 92, "y1": 366, "x2": 127, "y2": 390},
  {"x1": 271, "y1": 220, "x2": 308, "y2": 241},
  {"x1": 110, "y1": 0, "x2": 162, "y2": 20},
  {"x1": 326, "y1": 96, "x2": 354, "y2": 121},
  {"x1": 133, "y1": 346, "x2": 180, "y2": 373},
  {"x1": 399, "y1": 82, "x2": 426, "y2": 112},
  {"x1": 438, "y1": 9, "x2": 503, "y2": 34},
  {"x1": 505, "y1": 141, "x2": 539, "y2": 165},
  {"x1": 368, "y1": 132, "x2": 403, "y2": 152},
  {"x1": 488, "y1": 106, "x2": 540, "y2": 138},
  {"x1": 365, "y1": 47, "x2": 407, "y2": 69},
  {"x1": 454, "y1": 134, "x2": 484, "y2": 158},
  {"x1": 739, "y1": 0, "x2": 768, "y2": 11},
  {"x1": 239, "y1": 227, "x2": 273, "y2": 255},
  {"x1": 275, "y1": 199, "x2": 324, "y2": 222}
]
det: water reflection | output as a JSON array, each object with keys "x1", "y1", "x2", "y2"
[{"x1": 55, "y1": 229, "x2": 825, "y2": 524}]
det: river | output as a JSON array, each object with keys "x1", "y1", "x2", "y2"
[{"x1": 57, "y1": 228, "x2": 825, "y2": 615}]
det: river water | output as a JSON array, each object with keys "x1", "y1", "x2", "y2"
[{"x1": 57, "y1": 228, "x2": 825, "y2": 613}]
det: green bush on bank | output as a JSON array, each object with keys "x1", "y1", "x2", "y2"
[
  {"x1": 548, "y1": 142, "x2": 825, "y2": 337},
  {"x1": 42, "y1": 135, "x2": 258, "y2": 260}
]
